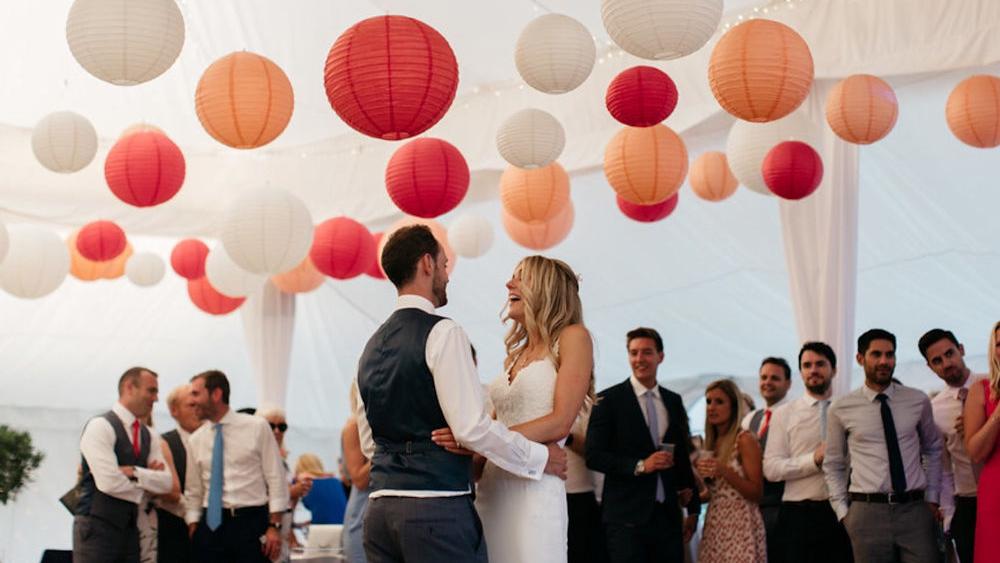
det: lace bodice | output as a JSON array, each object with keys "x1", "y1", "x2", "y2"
[{"x1": 488, "y1": 357, "x2": 558, "y2": 427}]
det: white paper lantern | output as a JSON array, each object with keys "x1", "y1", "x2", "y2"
[
  {"x1": 496, "y1": 109, "x2": 566, "y2": 169},
  {"x1": 0, "y1": 220, "x2": 8, "y2": 265},
  {"x1": 0, "y1": 225, "x2": 69, "y2": 299},
  {"x1": 205, "y1": 244, "x2": 266, "y2": 298},
  {"x1": 125, "y1": 252, "x2": 165, "y2": 287},
  {"x1": 601, "y1": 0, "x2": 723, "y2": 61},
  {"x1": 31, "y1": 111, "x2": 98, "y2": 173},
  {"x1": 515, "y1": 14, "x2": 595, "y2": 94},
  {"x1": 220, "y1": 188, "x2": 313, "y2": 275},
  {"x1": 726, "y1": 111, "x2": 815, "y2": 195},
  {"x1": 66, "y1": 0, "x2": 185, "y2": 86},
  {"x1": 448, "y1": 215, "x2": 494, "y2": 259}
]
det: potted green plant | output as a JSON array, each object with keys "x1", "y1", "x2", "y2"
[{"x1": 0, "y1": 425, "x2": 44, "y2": 505}]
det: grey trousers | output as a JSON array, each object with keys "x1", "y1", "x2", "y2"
[
  {"x1": 844, "y1": 500, "x2": 941, "y2": 563},
  {"x1": 72, "y1": 514, "x2": 140, "y2": 563},
  {"x1": 363, "y1": 495, "x2": 487, "y2": 563}
]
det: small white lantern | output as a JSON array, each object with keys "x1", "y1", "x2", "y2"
[
  {"x1": 448, "y1": 215, "x2": 494, "y2": 259},
  {"x1": 125, "y1": 252, "x2": 166, "y2": 287},
  {"x1": 205, "y1": 244, "x2": 266, "y2": 298},
  {"x1": 601, "y1": 0, "x2": 723, "y2": 61},
  {"x1": 220, "y1": 188, "x2": 313, "y2": 275},
  {"x1": 515, "y1": 14, "x2": 595, "y2": 94},
  {"x1": 0, "y1": 225, "x2": 69, "y2": 299},
  {"x1": 32, "y1": 111, "x2": 98, "y2": 173},
  {"x1": 726, "y1": 111, "x2": 815, "y2": 195},
  {"x1": 496, "y1": 109, "x2": 566, "y2": 169}
]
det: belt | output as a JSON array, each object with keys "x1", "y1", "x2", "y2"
[
  {"x1": 221, "y1": 504, "x2": 267, "y2": 518},
  {"x1": 849, "y1": 490, "x2": 924, "y2": 504},
  {"x1": 375, "y1": 440, "x2": 440, "y2": 454},
  {"x1": 783, "y1": 499, "x2": 831, "y2": 507}
]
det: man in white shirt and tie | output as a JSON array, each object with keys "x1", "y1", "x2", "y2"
[
  {"x1": 763, "y1": 342, "x2": 854, "y2": 562},
  {"x1": 919, "y1": 328, "x2": 981, "y2": 563}
]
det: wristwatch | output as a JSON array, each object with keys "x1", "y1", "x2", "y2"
[
  {"x1": 634, "y1": 459, "x2": 645, "y2": 476},
  {"x1": 268, "y1": 521, "x2": 282, "y2": 531}
]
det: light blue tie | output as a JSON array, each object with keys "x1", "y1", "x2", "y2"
[
  {"x1": 207, "y1": 423, "x2": 224, "y2": 531},
  {"x1": 643, "y1": 390, "x2": 665, "y2": 502},
  {"x1": 819, "y1": 400, "x2": 830, "y2": 441}
]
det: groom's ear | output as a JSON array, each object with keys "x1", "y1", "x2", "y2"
[{"x1": 418, "y1": 253, "x2": 434, "y2": 276}]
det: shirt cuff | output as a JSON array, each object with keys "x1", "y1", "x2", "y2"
[
  {"x1": 926, "y1": 489, "x2": 940, "y2": 505},
  {"x1": 185, "y1": 508, "x2": 202, "y2": 525},
  {"x1": 269, "y1": 497, "x2": 289, "y2": 514},
  {"x1": 833, "y1": 501, "x2": 848, "y2": 522},
  {"x1": 134, "y1": 467, "x2": 171, "y2": 495},
  {"x1": 796, "y1": 453, "x2": 819, "y2": 474},
  {"x1": 523, "y1": 441, "x2": 549, "y2": 481}
]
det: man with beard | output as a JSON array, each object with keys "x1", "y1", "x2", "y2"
[
  {"x1": 763, "y1": 342, "x2": 853, "y2": 562},
  {"x1": 824, "y1": 329, "x2": 943, "y2": 563},
  {"x1": 919, "y1": 328, "x2": 981, "y2": 563}
]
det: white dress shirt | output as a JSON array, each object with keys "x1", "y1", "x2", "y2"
[
  {"x1": 741, "y1": 396, "x2": 791, "y2": 432},
  {"x1": 354, "y1": 294, "x2": 549, "y2": 499},
  {"x1": 823, "y1": 383, "x2": 943, "y2": 520},
  {"x1": 763, "y1": 395, "x2": 831, "y2": 501},
  {"x1": 79, "y1": 402, "x2": 173, "y2": 505},
  {"x1": 629, "y1": 375, "x2": 668, "y2": 440},
  {"x1": 184, "y1": 409, "x2": 289, "y2": 524},
  {"x1": 931, "y1": 375, "x2": 982, "y2": 525}
]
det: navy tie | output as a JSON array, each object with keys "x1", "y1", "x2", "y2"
[{"x1": 875, "y1": 394, "x2": 907, "y2": 494}]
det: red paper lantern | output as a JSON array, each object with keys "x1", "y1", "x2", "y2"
[
  {"x1": 310, "y1": 217, "x2": 376, "y2": 280},
  {"x1": 385, "y1": 138, "x2": 469, "y2": 218},
  {"x1": 617, "y1": 193, "x2": 678, "y2": 223},
  {"x1": 762, "y1": 141, "x2": 824, "y2": 200},
  {"x1": 76, "y1": 220, "x2": 126, "y2": 261},
  {"x1": 606, "y1": 66, "x2": 678, "y2": 127},
  {"x1": 324, "y1": 16, "x2": 459, "y2": 141},
  {"x1": 171, "y1": 239, "x2": 209, "y2": 280},
  {"x1": 188, "y1": 277, "x2": 245, "y2": 316},
  {"x1": 366, "y1": 232, "x2": 386, "y2": 280},
  {"x1": 105, "y1": 130, "x2": 186, "y2": 207}
]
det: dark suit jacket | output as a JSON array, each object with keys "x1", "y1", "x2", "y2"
[{"x1": 585, "y1": 379, "x2": 701, "y2": 526}]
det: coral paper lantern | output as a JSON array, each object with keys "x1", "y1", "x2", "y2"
[
  {"x1": 76, "y1": 220, "x2": 127, "y2": 262},
  {"x1": 726, "y1": 111, "x2": 814, "y2": 195},
  {"x1": 946, "y1": 75, "x2": 1000, "y2": 148},
  {"x1": 448, "y1": 215, "x2": 494, "y2": 258},
  {"x1": 66, "y1": 0, "x2": 184, "y2": 86},
  {"x1": 826, "y1": 74, "x2": 898, "y2": 144},
  {"x1": 272, "y1": 257, "x2": 325, "y2": 294},
  {"x1": 500, "y1": 162, "x2": 571, "y2": 223},
  {"x1": 606, "y1": 66, "x2": 678, "y2": 127},
  {"x1": 385, "y1": 138, "x2": 470, "y2": 218},
  {"x1": 690, "y1": 152, "x2": 738, "y2": 202},
  {"x1": 515, "y1": 14, "x2": 595, "y2": 95},
  {"x1": 310, "y1": 217, "x2": 376, "y2": 280},
  {"x1": 496, "y1": 109, "x2": 565, "y2": 169},
  {"x1": 502, "y1": 202, "x2": 575, "y2": 251},
  {"x1": 220, "y1": 188, "x2": 313, "y2": 275},
  {"x1": 188, "y1": 277, "x2": 245, "y2": 316},
  {"x1": 32, "y1": 111, "x2": 98, "y2": 173},
  {"x1": 708, "y1": 20, "x2": 814, "y2": 123},
  {"x1": 196, "y1": 52, "x2": 295, "y2": 149},
  {"x1": 324, "y1": 15, "x2": 458, "y2": 141},
  {"x1": 0, "y1": 225, "x2": 69, "y2": 298},
  {"x1": 617, "y1": 193, "x2": 678, "y2": 223},
  {"x1": 105, "y1": 130, "x2": 186, "y2": 207},
  {"x1": 762, "y1": 141, "x2": 824, "y2": 200},
  {"x1": 171, "y1": 239, "x2": 209, "y2": 280},
  {"x1": 366, "y1": 232, "x2": 386, "y2": 280},
  {"x1": 601, "y1": 0, "x2": 723, "y2": 61},
  {"x1": 126, "y1": 252, "x2": 166, "y2": 287},
  {"x1": 380, "y1": 218, "x2": 457, "y2": 275},
  {"x1": 604, "y1": 124, "x2": 688, "y2": 205}
]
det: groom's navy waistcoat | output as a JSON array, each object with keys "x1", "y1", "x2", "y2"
[{"x1": 358, "y1": 307, "x2": 472, "y2": 492}]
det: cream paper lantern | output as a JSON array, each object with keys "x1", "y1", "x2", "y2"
[
  {"x1": 125, "y1": 252, "x2": 165, "y2": 287},
  {"x1": 496, "y1": 109, "x2": 566, "y2": 169},
  {"x1": 601, "y1": 0, "x2": 723, "y2": 61},
  {"x1": 448, "y1": 215, "x2": 494, "y2": 258},
  {"x1": 32, "y1": 111, "x2": 98, "y2": 173},
  {"x1": 220, "y1": 188, "x2": 313, "y2": 275},
  {"x1": 66, "y1": 0, "x2": 185, "y2": 86},
  {"x1": 515, "y1": 14, "x2": 596, "y2": 94},
  {"x1": 0, "y1": 225, "x2": 69, "y2": 299},
  {"x1": 205, "y1": 244, "x2": 266, "y2": 298},
  {"x1": 726, "y1": 111, "x2": 815, "y2": 195}
]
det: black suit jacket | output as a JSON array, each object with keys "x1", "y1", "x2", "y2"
[{"x1": 585, "y1": 379, "x2": 701, "y2": 526}]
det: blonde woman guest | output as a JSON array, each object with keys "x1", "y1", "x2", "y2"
[
  {"x1": 295, "y1": 454, "x2": 348, "y2": 526},
  {"x1": 341, "y1": 398, "x2": 372, "y2": 562},
  {"x1": 964, "y1": 321, "x2": 1000, "y2": 562},
  {"x1": 696, "y1": 380, "x2": 766, "y2": 563}
]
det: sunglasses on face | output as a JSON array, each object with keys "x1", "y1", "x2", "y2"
[{"x1": 270, "y1": 422, "x2": 288, "y2": 432}]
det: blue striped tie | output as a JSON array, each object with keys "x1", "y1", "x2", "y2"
[{"x1": 206, "y1": 423, "x2": 224, "y2": 531}]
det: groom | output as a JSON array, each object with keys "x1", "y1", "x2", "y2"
[{"x1": 354, "y1": 225, "x2": 567, "y2": 563}]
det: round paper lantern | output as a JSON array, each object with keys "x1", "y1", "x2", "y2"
[
  {"x1": 946, "y1": 75, "x2": 1000, "y2": 148},
  {"x1": 272, "y1": 257, "x2": 325, "y2": 294},
  {"x1": 76, "y1": 220, "x2": 127, "y2": 262},
  {"x1": 66, "y1": 0, "x2": 184, "y2": 86},
  {"x1": 385, "y1": 138, "x2": 470, "y2": 218},
  {"x1": 601, "y1": 0, "x2": 723, "y2": 61},
  {"x1": 324, "y1": 15, "x2": 458, "y2": 141},
  {"x1": 0, "y1": 225, "x2": 69, "y2": 298},
  {"x1": 68, "y1": 232, "x2": 132, "y2": 281},
  {"x1": 220, "y1": 188, "x2": 313, "y2": 275},
  {"x1": 448, "y1": 215, "x2": 494, "y2": 258},
  {"x1": 825, "y1": 74, "x2": 898, "y2": 145},
  {"x1": 500, "y1": 162, "x2": 571, "y2": 223},
  {"x1": 126, "y1": 252, "x2": 165, "y2": 287},
  {"x1": 32, "y1": 111, "x2": 98, "y2": 173},
  {"x1": 515, "y1": 14, "x2": 595, "y2": 94},
  {"x1": 762, "y1": 141, "x2": 824, "y2": 200},
  {"x1": 310, "y1": 217, "x2": 376, "y2": 280},
  {"x1": 170, "y1": 239, "x2": 209, "y2": 280},
  {"x1": 617, "y1": 193, "x2": 678, "y2": 222},
  {"x1": 708, "y1": 19, "x2": 814, "y2": 123},
  {"x1": 502, "y1": 201, "x2": 575, "y2": 251},
  {"x1": 366, "y1": 232, "x2": 386, "y2": 280},
  {"x1": 205, "y1": 244, "x2": 266, "y2": 298},
  {"x1": 0, "y1": 220, "x2": 8, "y2": 265},
  {"x1": 606, "y1": 66, "x2": 678, "y2": 127},
  {"x1": 105, "y1": 130, "x2": 186, "y2": 207},
  {"x1": 604, "y1": 124, "x2": 688, "y2": 205},
  {"x1": 690, "y1": 152, "x2": 739, "y2": 202},
  {"x1": 195, "y1": 52, "x2": 294, "y2": 149},
  {"x1": 726, "y1": 111, "x2": 814, "y2": 195},
  {"x1": 496, "y1": 109, "x2": 565, "y2": 169},
  {"x1": 380, "y1": 217, "x2": 457, "y2": 275},
  {"x1": 188, "y1": 277, "x2": 245, "y2": 316}
]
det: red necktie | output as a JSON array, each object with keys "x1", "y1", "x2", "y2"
[
  {"x1": 758, "y1": 409, "x2": 772, "y2": 439},
  {"x1": 131, "y1": 420, "x2": 141, "y2": 458}
]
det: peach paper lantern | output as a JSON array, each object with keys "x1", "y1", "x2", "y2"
[
  {"x1": 68, "y1": 231, "x2": 133, "y2": 281},
  {"x1": 689, "y1": 151, "x2": 738, "y2": 202},
  {"x1": 500, "y1": 162, "x2": 570, "y2": 223},
  {"x1": 708, "y1": 20, "x2": 814, "y2": 123},
  {"x1": 380, "y1": 218, "x2": 457, "y2": 275},
  {"x1": 502, "y1": 201, "x2": 575, "y2": 251},
  {"x1": 272, "y1": 257, "x2": 325, "y2": 294},
  {"x1": 825, "y1": 74, "x2": 898, "y2": 144},
  {"x1": 946, "y1": 75, "x2": 1000, "y2": 148},
  {"x1": 604, "y1": 124, "x2": 688, "y2": 205}
]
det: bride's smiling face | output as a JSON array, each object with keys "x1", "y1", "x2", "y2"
[{"x1": 505, "y1": 271, "x2": 526, "y2": 322}]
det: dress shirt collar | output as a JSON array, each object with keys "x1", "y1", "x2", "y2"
[
  {"x1": 862, "y1": 381, "x2": 898, "y2": 402},
  {"x1": 763, "y1": 395, "x2": 790, "y2": 411},
  {"x1": 941, "y1": 373, "x2": 976, "y2": 400},
  {"x1": 215, "y1": 408, "x2": 237, "y2": 426},
  {"x1": 630, "y1": 375, "x2": 660, "y2": 399},
  {"x1": 801, "y1": 393, "x2": 832, "y2": 407},
  {"x1": 112, "y1": 401, "x2": 138, "y2": 427},
  {"x1": 395, "y1": 294, "x2": 436, "y2": 314}
]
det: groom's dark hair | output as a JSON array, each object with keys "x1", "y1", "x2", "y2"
[{"x1": 381, "y1": 225, "x2": 441, "y2": 288}]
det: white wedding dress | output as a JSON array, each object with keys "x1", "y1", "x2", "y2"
[{"x1": 475, "y1": 357, "x2": 568, "y2": 563}]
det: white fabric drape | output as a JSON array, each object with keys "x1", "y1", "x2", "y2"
[{"x1": 241, "y1": 281, "x2": 296, "y2": 411}]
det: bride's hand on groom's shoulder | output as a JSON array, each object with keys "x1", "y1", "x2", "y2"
[{"x1": 431, "y1": 427, "x2": 476, "y2": 456}]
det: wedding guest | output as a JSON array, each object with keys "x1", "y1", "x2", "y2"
[
  {"x1": 296, "y1": 453, "x2": 348, "y2": 525},
  {"x1": 262, "y1": 408, "x2": 311, "y2": 559},
  {"x1": 963, "y1": 321, "x2": 1000, "y2": 563},
  {"x1": 157, "y1": 384, "x2": 203, "y2": 563}
]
